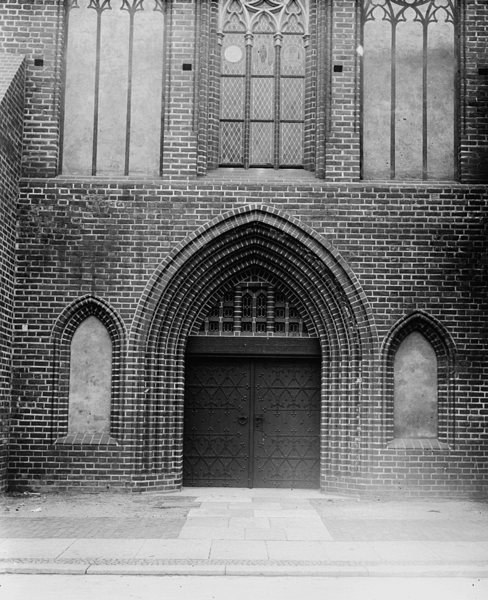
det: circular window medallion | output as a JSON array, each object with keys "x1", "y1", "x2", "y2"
[{"x1": 224, "y1": 45, "x2": 243, "y2": 63}]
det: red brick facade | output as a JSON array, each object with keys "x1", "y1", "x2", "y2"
[
  {"x1": 0, "y1": 1, "x2": 487, "y2": 496},
  {"x1": 0, "y1": 53, "x2": 25, "y2": 492}
]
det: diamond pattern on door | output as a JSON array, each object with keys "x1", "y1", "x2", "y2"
[
  {"x1": 184, "y1": 357, "x2": 320, "y2": 488},
  {"x1": 184, "y1": 360, "x2": 251, "y2": 486},
  {"x1": 253, "y1": 359, "x2": 320, "y2": 488}
]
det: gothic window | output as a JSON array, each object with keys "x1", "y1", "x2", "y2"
[
  {"x1": 61, "y1": 0, "x2": 165, "y2": 176},
  {"x1": 362, "y1": 0, "x2": 456, "y2": 180},
  {"x1": 219, "y1": 0, "x2": 309, "y2": 169},
  {"x1": 68, "y1": 316, "x2": 112, "y2": 434},
  {"x1": 197, "y1": 277, "x2": 313, "y2": 337}
]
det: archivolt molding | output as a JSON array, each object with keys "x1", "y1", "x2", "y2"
[
  {"x1": 131, "y1": 205, "x2": 374, "y2": 345},
  {"x1": 131, "y1": 205, "x2": 377, "y2": 479}
]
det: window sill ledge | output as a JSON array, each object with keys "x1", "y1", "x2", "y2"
[
  {"x1": 55, "y1": 433, "x2": 119, "y2": 447},
  {"x1": 387, "y1": 438, "x2": 450, "y2": 451}
]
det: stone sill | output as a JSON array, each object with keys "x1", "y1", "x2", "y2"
[
  {"x1": 387, "y1": 438, "x2": 451, "y2": 451},
  {"x1": 55, "y1": 433, "x2": 119, "y2": 447},
  {"x1": 19, "y1": 175, "x2": 485, "y2": 189}
]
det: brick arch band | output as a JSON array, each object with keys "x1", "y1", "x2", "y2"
[
  {"x1": 381, "y1": 310, "x2": 457, "y2": 448},
  {"x1": 131, "y1": 206, "x2": 376, "y2": 489},
  {"x1": 51, "y1": 295, "x2": 127, "y2": 443}
]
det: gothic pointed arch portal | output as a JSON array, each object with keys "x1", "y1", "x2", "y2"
[{"x1": 136, "y1": 207, "x2": 375, "y2": 490}]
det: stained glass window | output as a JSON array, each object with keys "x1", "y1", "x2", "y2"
[{"x1": 219, "y1": 0, "x2": 308, "y2": 169}]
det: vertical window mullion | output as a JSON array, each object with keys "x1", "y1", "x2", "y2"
[
  {"x1": 267, "y1": 287, "x2": 275, "y2": 333},
  {"x1": 274, "y1": 33, "x2": 282, "y2": 170},
  {"x1": 234, "y1": 286, "x2": 242, "y2": 332},
  {"x1": 91, "y1": 3, "x2": 111, "y2": 176},
  {"x1": 122, "y1": 2, "x2": 140, "y2": 176},
  {"x1": 244, "y1": 33, "x2": 253, "y2": 169},
  {"x1": 252, "y1": 292, "x2": 257, "y2": 332}
]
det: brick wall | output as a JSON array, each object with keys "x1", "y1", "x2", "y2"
[
  {"x1": 9, "y1": 177, "x2": 487, "y2": 495},
  {"x1": 162, "y1": 0, "x2": 199, "y2": 179},
  {"x1": 1, "y1": 1, "x2": 488, "y2": 496},
  {"x1": 325, "y1": 0, "x2": 361, "y2": 182},
  {"x1": 0, "y1": 0, "x2": 62, "y2": 178},
  {"x1": 0, "y1": 53, "x2": 25, "y2": 492},
  {"x1": 460, "y1": 0, "x2": 488, "y2": 182}
]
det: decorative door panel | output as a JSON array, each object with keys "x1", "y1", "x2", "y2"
[
  {"x1": 183, "y1": 359, "x2": 251, "y2": 487},
  {"x1": 184, "y1": 357, "x2": 320, "y2": 488},
  {"x1": 253, "y1": 359, "x2": 320, "y2": 488}
]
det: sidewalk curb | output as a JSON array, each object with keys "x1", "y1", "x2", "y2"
[{"x1": 2, "y1": 562, "x2": 488, "y2": 578}]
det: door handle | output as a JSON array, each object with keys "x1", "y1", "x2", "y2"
[
  {"x1": 255, "y1": 414, "x2": 264, "y2": 430},
  {"x1": 238, "y1": 416, "x2": 248, "y2": 426}
]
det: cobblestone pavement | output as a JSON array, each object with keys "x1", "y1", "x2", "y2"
[{"x1": 1, "y1": 488, "x2": 488, "y2": 577}]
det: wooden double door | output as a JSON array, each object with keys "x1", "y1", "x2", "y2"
[{"x1": 183, "y1": 356, "x2": 321, "y2": 488}]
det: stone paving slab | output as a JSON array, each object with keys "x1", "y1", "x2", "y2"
[
  {"x1": 267, "y1": 541, "x2": 329, "y2": 561},
  {"x1": 244, "y1": 528, "x2": 287, "y2": 541},
  {"x1": 210, "y1": 541, "x2": 268, "y2": 561},
  {"x1": 2, "y1": 557, "x2": 488, "y2": 578},
  {"x1": 367, "y1": 541, "x2": 442, "y2": 561},
  {"x1": 3, "y1": 539, "x2": 488, "y2": 564},
  {"x1": 254, "y1": 509, "x2": 319, "y2": 518},
  {"x1": 1, "y1": 488, "x2": 488, "y2": 577},
  {"x1": 0, "y1": 539, "x2": 76, "y2": 559},
  {"x1": 285, "y1": 527, "x2": 334, "y2": 541},
  {"x1": 320, "y1": 542, "x2": 382, "y2": 562},
  {"x1": 59, "y1": 539, "x2": 145, "y2": 560},
  {"x1": 135, "y1": 540, "x2": 211, "y2": 560},
  {"x1": 178, "y1": 527, "x2": 246, "y2": 540},
  {"x1": 422, "y1": 541, "x2": 488, "y2": 561},
  {"x1": 228, "y1": 517, "x2": 270, "y2": 529},
  {"x1": 187, "y1": 509, "x2": 254, "y2": 517},
  {"x1": 1, "y1": 562, "x2": 91, "y2": 575},
  {"x1": 269, "y1": 517, "x2": 325, "y2": 529},
  {"x1": 184, "y1": 517, "x2": 231, "y2": 528}
]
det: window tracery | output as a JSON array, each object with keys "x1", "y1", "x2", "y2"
[
  {"x1": 218, "y1": 0, "x2": 309, "y2": 169},
  {"x1": 197, "y1": 276, "x2": 313, "y2": 336}
]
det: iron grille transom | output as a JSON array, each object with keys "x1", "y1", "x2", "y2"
[{"x1": 197, "y1": 277, "x2": 314, "y2": 337}]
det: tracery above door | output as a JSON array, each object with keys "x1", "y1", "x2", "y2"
[
  {"x1": 218, "y1": 0, "x2": 309, "y2": 169},
  {"x1": 194, "y1": 275, "x2": 316, "y2": 337}
]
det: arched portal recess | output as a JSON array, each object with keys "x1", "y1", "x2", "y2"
[{"x1": 135, "y1": 206, "x2": 374, "y2": 490}]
